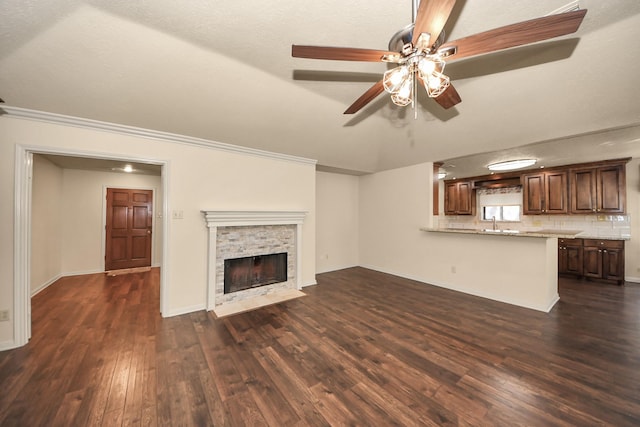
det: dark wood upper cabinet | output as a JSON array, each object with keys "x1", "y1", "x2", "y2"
[
  {"x1": 522, "y1": 170, "x2": 568, "y2": 215},
  {"x1": 442, "y1": 158, "x2": 628, "y2": 217},
  {"x1": 570, "y1": 164, "x2": 626, "y2": 214},
  {"x1": 444, "y1": 181, "x2": 473, "y2": 215}
]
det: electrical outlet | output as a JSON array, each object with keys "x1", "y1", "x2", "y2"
[{"x1": 0, "y1": 310, "x2": 9, "y2": 322}]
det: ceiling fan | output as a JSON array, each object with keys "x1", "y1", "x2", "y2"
[{"x1": 292, "y1": 0, "x2": 587, "y2": 114}]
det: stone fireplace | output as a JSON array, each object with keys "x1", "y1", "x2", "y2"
[{"x1": 202, "y1": 211, "x2": 307, "y2": 314}]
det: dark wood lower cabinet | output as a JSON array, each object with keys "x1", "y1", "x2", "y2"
[
  {"x1": 558, "y1": 238, "x2": 583, "y2": 276},
  {"x1": 559, "y1": 238, "x2": 625, "y2": 285}
]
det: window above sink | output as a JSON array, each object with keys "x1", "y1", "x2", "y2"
[{"x1": 478, "y1": 187, "x2": 523, "y2": 223}]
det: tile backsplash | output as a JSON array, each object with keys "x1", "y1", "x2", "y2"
[{"x1": 435, "y1": 214, "x2": 631, "y2": 239}]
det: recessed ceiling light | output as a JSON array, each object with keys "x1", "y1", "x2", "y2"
[{"x1": 487, "y1": 159, "x2": 537, "y2": 171}]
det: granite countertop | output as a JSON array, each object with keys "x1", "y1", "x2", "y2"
[{"x1": 422, "y1": 227, "x2": 630, "y2": 240}]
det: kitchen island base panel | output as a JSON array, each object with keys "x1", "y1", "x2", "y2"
[{"x1": 421, "y1": 230, "x2": 558, "y2": 312}]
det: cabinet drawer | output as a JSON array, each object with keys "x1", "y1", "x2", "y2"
[
  {"x1": 558, "y1": 238, "x2": 582, "y2": 247},
  {"x1": 582, "y1": 239, "x2": 624, "y2": 249}
]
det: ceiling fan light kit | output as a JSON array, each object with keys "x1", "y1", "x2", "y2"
[
  {"x1": 382, "y1": 41, "x2": 451, "y2": 107},
  {"x1": 292, "y1": 0, "x2": 587, "y2": 115}
]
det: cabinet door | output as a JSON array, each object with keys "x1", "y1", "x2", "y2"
[
  {"x1": 545, "y1": 171, "x2": 568, "y2": 214},
  {"x1": 602, "y1": 248, "x2": 624, "y2": 281},
  {"x1": 558, "y1": 244, "x2": 568, "y2": 274},
  {"x1": 598, "y1": 165, "x2": 625, "y2": 213},
  {"x1": 456, "y1": 181, "x2": 473, "y2": 215},
  {"x1": 523, "y1": 173, "x2": 545, "y2": 214},
  {"x1": 444, "y1": 181, "x2": 473, "y2": 215},
  {"x1": 583, "y1": 246, "x2": 602, "y2": 278},
  {"x1": 558, "y1": 239, "x2": 583, "y2": 276},
  {"x1": 444, "y1": 182, "x2": 458, "y2": 215},
  {"x1": 570, "y1": 168, "x2": 597, "y2": 214},
  {"x1": 565, "y1": 245, "x2": 583, "y2": 275}
]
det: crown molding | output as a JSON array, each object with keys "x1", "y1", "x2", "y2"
[{"x1": 1, "y1": 106, "x2": 317, "y2": 166}]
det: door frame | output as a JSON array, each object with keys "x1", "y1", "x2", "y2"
[
  {"x1": 102, "y1": 186, "x2": 157, "y2": 271},
  {"x1": 14, "y1": 144, "x2": 169, "y2": 347}
]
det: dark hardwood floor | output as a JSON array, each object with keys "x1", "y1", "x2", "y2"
[{"x1": 1, "y1": 267, "x2": 639, "y2": 426}]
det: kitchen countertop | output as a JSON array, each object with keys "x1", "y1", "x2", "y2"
[{"x1": 421, "y1": 227, "x2": 611, "y2": 239}]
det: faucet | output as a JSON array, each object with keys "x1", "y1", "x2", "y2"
[{"x1": 492, "y1": 216, "x2": 497, "y2": 231}]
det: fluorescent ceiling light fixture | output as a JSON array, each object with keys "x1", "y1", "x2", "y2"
[
  {"x1": 437, "y1": 172, "x2": 447, "y2": 179},
  {"x1": 487, "y1": 159, "x2": 537, "y2": 171},
  {"x1": 123, "y1": 164, "x2": 134, "y2": 173}
]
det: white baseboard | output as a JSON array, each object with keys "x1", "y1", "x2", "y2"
[
  {"x1": 162, "y1": 304, "x2": 206, "y2": 318},
  {"x1": 625, "y1": 276, "x2": 640, "y2": 283},
  {"x1": 62, "y1": 268, "x2": 105, "y2": 277},
  {"x1": 302, "y1": 280, "x2": 318, "y2": 287},
  {"x1": 0, "y1": 340, "x2": 20, "y2": 352},
  {"x1": 31, "y1": 273, "x2": 63, "y2": 297}
]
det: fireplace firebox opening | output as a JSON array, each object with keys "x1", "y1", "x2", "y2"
[{"x1": 224, "y1": 252, "x2": 288, "y2": 294}]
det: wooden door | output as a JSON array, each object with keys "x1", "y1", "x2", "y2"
[{"x1": 105, "y1": 188, "x2": 153, "y2": 271}]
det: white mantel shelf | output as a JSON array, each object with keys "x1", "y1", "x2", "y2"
[{"x1": 202, "y1": 210, "x2": 307, "y2": 227}]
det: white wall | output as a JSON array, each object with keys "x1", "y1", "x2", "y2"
[
  {"x1": 625, "y1": 157, "x2": 640, "y2": 280},
  {"x1": 315, "y1": 171, "x2": 359, "y2": 273},
  {"x1": 359, "y1": 163, "x2": 433, "y2": 276},
  {"x1": 61, "y1": 169, "x2": 163, "y2": 274},
  {"x1": 0, "y1": 113, "x2": 316, "y2": 348},
  {"x1": 31, "y1": 155, "x2": 64, "y2": 294}
]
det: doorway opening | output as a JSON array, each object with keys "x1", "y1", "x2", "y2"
[{"x1": 14, "y1": 145, "x2": 168, "y2": 347}]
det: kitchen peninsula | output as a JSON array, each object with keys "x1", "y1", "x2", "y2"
[{"x1": 420, "y1": 227, "x2": 583, "y2": 313}]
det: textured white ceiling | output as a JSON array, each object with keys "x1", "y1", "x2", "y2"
[{"x1": 2, "y1": 0, "x2": 640, "y2": 174}]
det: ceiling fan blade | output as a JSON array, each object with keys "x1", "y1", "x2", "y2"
[
  {"x1": 292, "y1": 45, "x2": 400, "y2": 62},
  {"x1": 439, "y1": 9, "x2": 587, "y2": 62},
  {"x1": 344, "y1": 80, "x2": 385, "y2": 114},
  {"x1": 412, "y1": 0, "x2": 457, "y2": 47},
  {"x1": 433, "y1": 84, "x2": 461, "y2": 109}
]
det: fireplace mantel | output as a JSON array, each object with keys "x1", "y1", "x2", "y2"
[
  {"x1": 203, "y1": 210, "x2": 307, "y2": 227},
  {"x1": 202, "y1": 210, "x2": 307, "y2": 312}
]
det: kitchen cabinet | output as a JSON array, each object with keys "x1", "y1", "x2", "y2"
[
  {"x1": 444, "y1": 180, "x2": 474, "y2": 215},
  {"x1": 558, "y1": 238, "x2": 583, "y2": 276},
  {"x1": 570, "y1": 164, "x2": 626, "y2": 214},
  {"x1": 522, "y1": 170, "x2": 568, "y2": 215},
  {"x1": 582, "y1": 239, "x2": 625, "y2": 284}
]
